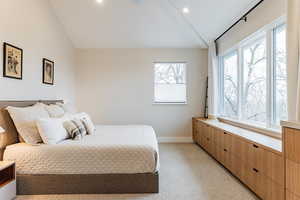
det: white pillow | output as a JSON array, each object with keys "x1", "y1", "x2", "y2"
[
  {"x1": 44, "y1": 104, "x2": 65, "y2": 118},
  {"x1": 37, "y1": 117, "x2": 70, "y2": 144},
  {"x1": 6, "y1": 104, "x2": 50, "y2": 144},
  {"x1": 72, "y1": 113, "x2": 96, "y2": 135},
  {"x1": 56, "y1": 102, "x2": 77, "y2": 114}
]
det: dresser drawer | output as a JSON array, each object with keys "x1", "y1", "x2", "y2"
[
  {"x1": 285, "y1": 127, "x2": 300, "y2": 163},
  {"x1": 193, "y1": 120, "x2": 203, "y2": 145},
  {"x1": 242, "y1": 163, "x2": 267, "y2": 199},
  {"x1": 265, "y1": 178, "x2": 284, "y2": 200},
  {"x1": 192, "y1": 119, "x2": 197, "y2": 142},
  {"x1": 231, "y1": 136, "x2": 265, "y2": 172},
  {"x1": 231, "y1": 157, "x2": 284, "y2": 200},
  {"x1": 203, "y1": 126, "x2": 213, "y2": 153},
  {"x1": 263, "y1": 150, "x2": 284, "y2": 185},
  {"x1": 205, "y1": 136, "x2": 213, "y2": 154},
  {"x1": 217, "y1": 131, "x2": 232, "y2": 153},
  {"x1": 210, "y1": 127, "x2": 218, "y2": 146},
  {"x1": 286, "y1": 159, "x2": 300, "y2": 197},
  {"x1": 193, "y1": 129, "x2": 200, "y2": 145},
  {"x1": 215, "y1": 145, "x2": 231, "y2": 167},
  {"x1": 222, "y1": 147, "x2": 232, "y2": 170},
  {"x1": 205, "y1": 125, "x2": 212, "y2": 142},
  {"x1": 286, "y1": 190, "x2": 300, "y2": 200},
  {"x1": 214, "y1": 145, "x2": 224, "y2": 165},
  {"x1": 210, "y1": 142, "x2": 218, "y2": 159},
  {"x1": 196, "y1": 122, "x2": 206, "y2": 147},
  {"x1": 246, "y1": 142, "x2": 266, "y2": 172},
  {"x1": 231, "y1": 154, "x2": 245, "y2": 180},
  {"x1": 231, "y1": 136, "x2": 248, "y2": 159}
]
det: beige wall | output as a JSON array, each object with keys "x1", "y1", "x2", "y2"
[
  {"x1": 217, "y1": 0, "x2": 286, "y2": 54},
  {"x1": 0, "y1": 0, "x2": 76, "y2": 102},
  {"x1": 75, "y1": 48, "x2": 208, "y2": 138}
]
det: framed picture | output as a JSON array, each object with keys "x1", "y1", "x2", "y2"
[
  {"x1": 42, "y1": 58, "x2": 54, "y2": 85},
  {"x1": 3, "y1": 43, "x2": 23, "y2": 79}
]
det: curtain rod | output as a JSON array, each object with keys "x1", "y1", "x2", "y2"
[{"x1": 214, "y1": 0, "x2": 264, "y2": 43}]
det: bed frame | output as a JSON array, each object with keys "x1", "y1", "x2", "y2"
[{"x1": 0, "y1": 100, "x2": 159, "y2": 195}]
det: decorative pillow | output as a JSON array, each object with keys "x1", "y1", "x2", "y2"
[
  {"x1": 73, "y1": 113, "x2": 96, "y2": 135},
  {"x1": 36, "y1": 117, "x2": 69, "y2": 144},
  {"x1": 72, "y1": 118, "x2": 87, "y2": 136},
  {"x1": 63, "y1": 119, "x2": 86, "y2": 140},
  {"x1": 56, "y1": 102, "x2": 77, "y2": 114},
  {"x1": 6, "y1": 104, "x2": 50, "y2": 144},
  {"x1": 43, "y1": 104, "x2": 65, "y2": 118}
]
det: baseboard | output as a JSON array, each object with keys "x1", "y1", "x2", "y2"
[{"x1": 158, "y1": 137, "x2": 193, "y2": 143}]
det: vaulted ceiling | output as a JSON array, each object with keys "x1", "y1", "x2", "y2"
[{"x1": 49, "y1": 0, "x2": 260, "y2": 48}]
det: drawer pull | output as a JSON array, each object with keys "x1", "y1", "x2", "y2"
[
  {"x1": 224, "y1": 132, "x2": 227, "y2": 135},
  {"x1": 224, "y1": 149, "x2": 227, "y2": 152},
  {"x1": 207, "y1": 138, "x2": 210, "y2": 141},
  {"x1": 252, "y1": 168, "x2": 259, "y2": 173},
  {"x1": 253, "y1": 144, "x2": 259, "y2": 148}
]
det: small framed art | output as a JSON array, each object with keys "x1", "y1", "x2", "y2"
[
  {"x1": 3, "y1": 43, "x2": 23, "y2": 79},
  {"x1": 42, "y1": 58, "x2": 54, "y2": 85}
]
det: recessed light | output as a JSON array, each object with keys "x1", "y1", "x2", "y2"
[
  {"x1": 182, "y1": 7, "x2": 190, "y2": 14},
  {"x1": 96, "y1": 0, "x2": 103, "y2": 4}
]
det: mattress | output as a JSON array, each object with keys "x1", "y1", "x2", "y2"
[{"x1": 3, "y1": 125, "x2": 159, "y2": 175}]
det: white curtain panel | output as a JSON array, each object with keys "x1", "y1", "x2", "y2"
[
  {"x1": 207, "y1": 42, "x2": 219, "y2": 118},
  {"x1": 287, "y1": 0, "x2": 300, "y2": 121}
]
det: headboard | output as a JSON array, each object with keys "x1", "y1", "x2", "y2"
[{"x1": 0, "y1": 100, "x2": 63, "y2": 160}]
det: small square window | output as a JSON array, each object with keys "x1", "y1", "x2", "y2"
[{"x1": 154, "y1": 63, "x2": 187, "y2": 104}]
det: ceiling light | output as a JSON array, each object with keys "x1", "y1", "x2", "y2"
[
  {"x1": 182, "y1": 7, "x2": 190, "y2": 14},
  {"x1": 96, "y1": 0, "x2": 103, "y2": 4}
]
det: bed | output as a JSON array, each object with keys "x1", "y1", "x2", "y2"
[{"x1": 0, "y1": 100, "x2": 159, "y2": 195}]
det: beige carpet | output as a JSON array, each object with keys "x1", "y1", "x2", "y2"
[{"x1": 16, "y1": 144, "x2": 259, "y2": 200}]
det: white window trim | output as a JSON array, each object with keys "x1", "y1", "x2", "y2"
[
  {"x1": 153, "y1": 62, "x2": 188, "y2": 105},
  {"x1": 218, "y1": 16, "x2": 286, "y2": 133}
]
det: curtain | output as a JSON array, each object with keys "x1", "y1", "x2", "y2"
[
  {"x1": 207, "y1": 42, "x2": 219, "y2": 118},
  {"x1": 287, "y1": 0, "x2": 300, "y2": 121}
]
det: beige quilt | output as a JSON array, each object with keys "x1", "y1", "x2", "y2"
[{"x1": 4, "y1": 125, "x2": 159, "y2": 175}]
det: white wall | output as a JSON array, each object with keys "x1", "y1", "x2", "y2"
[
  {"x1": 217, "y1": 0, "x2": 286, "y2": 54},
  {"x1": 75, "y1": 48, "x2": 208, "y2": 139},
  {"x1": 0, "y1": 0, "x2": 76, "y2": 102}
]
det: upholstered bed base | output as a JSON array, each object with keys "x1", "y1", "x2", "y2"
[{"x1": 17, "y1": 173, "x2": 159, "y2": 195}]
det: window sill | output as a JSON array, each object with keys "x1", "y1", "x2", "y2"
[
  {"x1": 152, "y1": 102, "x2": 187, "y2": 105},
  {"x1": 217, "y1": 117, "x2": 282, "y2": 139}
]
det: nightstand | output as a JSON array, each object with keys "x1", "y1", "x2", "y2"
[{"x1": 0, "y1": 161, "x2": 16, "y2": 200}]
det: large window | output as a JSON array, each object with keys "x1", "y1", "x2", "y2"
[
  {"x1": 220, "y1": 22, "x2": 287, "y2": 129},
  {"x1": 154, "y1": 62, "x2": 187, "y2": 104}
]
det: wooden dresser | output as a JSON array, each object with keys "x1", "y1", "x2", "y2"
[
  {"x1": 282, "y1": 121, "x2": 300, "y2": 200},
  {"x1": 193, "y1": 118, "x2": 284, "y2": 200}
]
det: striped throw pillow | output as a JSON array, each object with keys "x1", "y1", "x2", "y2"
[{"x1": 63, "y1": 119, "x2": 87, "y2": 140}]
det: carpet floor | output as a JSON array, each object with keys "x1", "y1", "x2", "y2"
[{"x1": 16, "y1": 144, "x2": 259, "y2": 200}]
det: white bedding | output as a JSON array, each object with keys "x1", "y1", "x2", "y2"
[{"x1": 3, "y1": 125, "x2": 159, "y2": 175}]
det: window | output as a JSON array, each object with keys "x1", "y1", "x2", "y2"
[
  {"x1": 154, "y1": 62, "x2": 187, "y2": 104},
  {"x1": 274, "y1": 25, "x2": 287, "y2": 125},
  {"x1": 222, "y1": 52, "x2": 238, "y2": 118},
  {"x1": 219, "y1": 21, "x2": 287, "y2": 129},
  {"x1": 242, "y1": 37, "x2": 267, "y2": 124}
]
